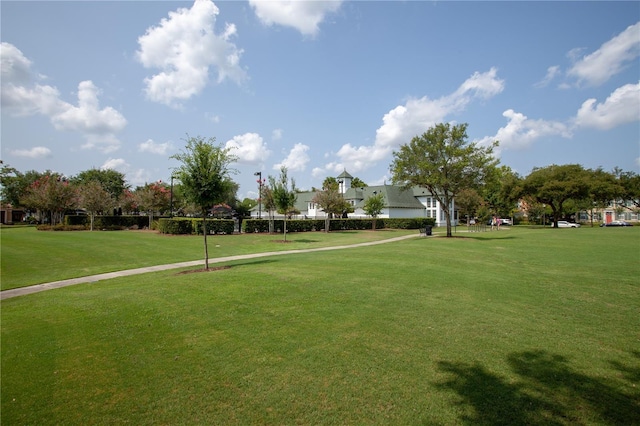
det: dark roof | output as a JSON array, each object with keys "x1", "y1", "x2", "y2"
[{"x1": 344, "y1": 185, "x2": 425, "y2": 209}]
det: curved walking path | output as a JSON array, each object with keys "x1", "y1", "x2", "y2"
[{"x1": 1, "y1": 233, "x2": 421, "y2": 300}]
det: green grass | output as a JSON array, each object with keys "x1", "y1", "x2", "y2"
[
  {"x1": 0, "y1": 227, "x2": 414, "y2": 290},
  {"x1": 1, "y1": 226, "x2": 639, "y2": 424}
]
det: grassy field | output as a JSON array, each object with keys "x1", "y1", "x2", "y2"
[
  {"x1": 0, "y1": 226, "x2": 414, "y2": 290},
  {"x1": 1, "y1": 226, "x2": 639, "y2": 424}
]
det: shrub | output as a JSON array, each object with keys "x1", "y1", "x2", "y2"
[
  {"x1": 243, "y1": 218, "x2": 435, "y2": 233},
  {"x1": 157, "y1": 218, "x2": 194, "y2": 235}
]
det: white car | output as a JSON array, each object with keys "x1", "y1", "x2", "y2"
[{"x1": 556, "y1": 221, "x2": 580, "y2": 228}]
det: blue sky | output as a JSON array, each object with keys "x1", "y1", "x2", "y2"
[{"x1": 2, "y1": 1, "x2": 639, "y2": 199}]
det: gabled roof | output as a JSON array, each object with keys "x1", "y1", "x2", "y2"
[{"x1": 344, "y1": 185, "x2": 425, "y2": 209}]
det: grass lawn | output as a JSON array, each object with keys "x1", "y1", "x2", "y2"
[
  {"x1": 0, "y1": 226, "x2": 414, "y2": 290},
  {"x1": 1, "y1": 226, "x2": 639, "y2": 424}
]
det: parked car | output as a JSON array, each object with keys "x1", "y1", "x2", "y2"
[
  {"x1": 600, "y1": 220, "x2": 634, "y2": 227},
  {"x1": 501, "y1": 218, "x2": 512, "y2": 226},
  {"x1": 556, "y1": 221, "x2": 580, "y2": 228}
]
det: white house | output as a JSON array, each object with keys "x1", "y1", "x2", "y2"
[{"x1": 253, "y1": 170, "x2": 457, "y2": 227}]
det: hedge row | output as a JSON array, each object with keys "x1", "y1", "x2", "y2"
[
  {"x1": 64, "y1": 215, "x2": 162, "y2": 229},
  {"x1": 242, "y1": 217, "x2": 436, "y2": 233},
  {"x1": 157, "y1": 218, "x2": 235, "y2": 235}
]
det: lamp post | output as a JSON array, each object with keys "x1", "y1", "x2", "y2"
[
  {"x1": 254, "y1": 171, "x2": 262, "y2": 219},
  {"x1": 170, "y1": 175, "x2": 175, "y2": 218}
]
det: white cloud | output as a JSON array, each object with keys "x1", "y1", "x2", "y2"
[
  {"x1": 250, "y1": 0, "x2": 342, "y2": 36},
  {"x1": 137, "y1": 0, "x2": 247, "y2": 107},
  {"x1": 274, "y1": 143, "x2": 310, "y2": 172},
  {"x1": 332, "y1": 68, "x2": 505, "y2": 172},
  {"x1": 535, "y1": 65, "x2": 561, "y2": 88},
  {"x1": 1, "y1": 42, "x2": 33, "y2": 85},
  {"x1": 567, "y1": 21, "x2": 640, "y2": 86},
  {"x1": 101, "y1": 158, "x2": 129, "y2": 171},
  {"x1": 138, "y1": 139, "x2": 174, "y2": 155},
  {"x1": 1, "y1": 43, "x2": 126, "y2": 153},
  {"x1": 10, "y1": 146, "x2": 52, "y2": 159},
  {"x1": 475, "y1": 109, "x2": 571, "y2": 154},
  {"x1": 51, "y1": 81, "x2": 126, "y2": 134},
  {"x1": 272, "y1": 128, "x2": 283, "y2": 140},
  {"x1": 574, "y1": 82, "x2": 640, "y2": 130},
  {"x1": 225, "y1": 132, "x2": 271, "y2": 164}
]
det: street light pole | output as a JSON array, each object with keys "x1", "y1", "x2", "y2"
[
  {"x1": 254, "y1": 171, "x2": 262, "y2": 219},
  {"x1": 170, "y1": 175, "x2": 174, "y2": 218}
]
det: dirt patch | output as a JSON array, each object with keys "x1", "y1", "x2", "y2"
[{"x1": 175, "y1": 266, "x2": 231, "y2": 275}]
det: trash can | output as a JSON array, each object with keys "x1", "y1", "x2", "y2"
[{"x1": 425, "y1": 225, "x2": 432, "y2": 236}]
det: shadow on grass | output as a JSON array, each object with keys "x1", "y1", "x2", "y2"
[
  {"x1": 290, "y1": 239, "x2": 321, "y2": 243},
  {"x1": 435, "y1": 350, "x2": 640, "y2": 425}
]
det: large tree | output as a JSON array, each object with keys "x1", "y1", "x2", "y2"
[
  {"x1": 520, "y1": 164, "x2": 590, "y2": 227},
  {"x1": 171, "y1": 136, "x2": 237, "y2": 270},
  {"x1": 390, "y1": 123, "x2": 498, "y2": 237},
  {"x1": 269, "y1": 167, "x2": 297, "y2": 242},
  {"x1": 22, "y1": 173, "x2": 78, "y2": 225},
  {"x1": 70, "y1": 168, "x2": 128, "y2": 202}
]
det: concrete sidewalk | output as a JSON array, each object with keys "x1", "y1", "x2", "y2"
[{"x1": 1, "y1": 233, "x2": 420, "y2": 300}]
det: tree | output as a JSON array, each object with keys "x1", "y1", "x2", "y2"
[
  {"x1": 390, "y1": 123, "x2": 498, "y2": 237},
  {"x1": 617, "y1": 170, "x2": 640, "y2": 209},
  {"x1": 322, "y1": 177, "x2": 339, "y2": 191},
  {"x1": 22, "y1": 173, "x2": 78, "y2": 225},
  {"x1": 455, "y1": 188, "x2": 484, "y2": 224},
  {"x1": 79, "y1": 181, "x2": 113, "y2": 230},
  {"x1": 363, "y1": 192, "x2": 385, "y2": 230},
  {"x1": 520, "y1": 164, "x2": 590, "y2": 227},
  {"x1": 269, "y1": 166, "x2": 297, "y2": 241},
  {"x1": 232, "y1": 198, "x2": 256, "y2": 232},
  {"x1": 312, "y1": 188, "x2": 351, "y2": 232},
  {"x1": 135, "y1": 182, "x2": 171, "y2": 228},
  {"x1": 483, "y1": 165, "x2": 521, "y2": 219},
  {"x1": 351, "y1": 177, "x2": 368, "y2": 188},
  {"x1": 0, "y1": 166, "x2": 44, "y2": 208},
  {"x1": 70, "y1": 168, "x2": 127, "y2": 203},
  {"x1": 171, "y1": 135, "x2": 237, "y2": 270}
]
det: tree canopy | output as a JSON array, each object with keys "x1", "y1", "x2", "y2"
[
  {"x1": 171, "y1": 135, "x2": 237, "y2": 269},
  {"x1": 520, "y1": 164, "x2": 591, "y2": 227},
  {"x1": 363, "y1": 192, "x2": 385, "y2": 230},
  {"x1": 391, "y1": 123, "x2": 498, "y2": 237},
  {"x1": 269, "y1": 167, "x2": 297, "y2": 241}
]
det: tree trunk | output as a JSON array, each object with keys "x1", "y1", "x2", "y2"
[
  {"x1": 283, "y1": 217, "x2": 287, "y2": 242},
  {"x1": 202, "y1": 213, "x2": 209, "y2": 270},
  {"x1": 90, "y1": 213, "x2": 95, "y2": 231}
]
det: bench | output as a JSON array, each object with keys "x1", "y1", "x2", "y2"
[{"x1": 419, "y1": 226, "x2": 432, "y2": 236}]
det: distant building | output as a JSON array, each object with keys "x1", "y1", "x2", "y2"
[{"x1": 252, "y1": 170, "x2": 457, "y2": 227}]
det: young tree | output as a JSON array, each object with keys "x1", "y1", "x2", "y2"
[
  {"x1": 78, "y1": 180, "x2": 113, "y2": 230},
  {"x1": 391, "y1": 123, "x2": 498, "y2": 237},
  {"x1": 312, "y1": 188, "x2": 351, "y2": 232},
  {"x1": 171, "y1": 135, "x2": 237, "y2": 270},
  {"x1": 269, "y1": 166, "x2": 297, "y2": 241},
  {"x1": 363, "y1": 192, "x2": 385, "y2": 231},
  {"x1": 520, "y1": 164, "x2": 590, "y2": 227}
]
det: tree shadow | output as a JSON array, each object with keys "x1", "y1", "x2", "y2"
[{"x1": 435, "y1": 350, "x2": 640, "y2": 425}]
